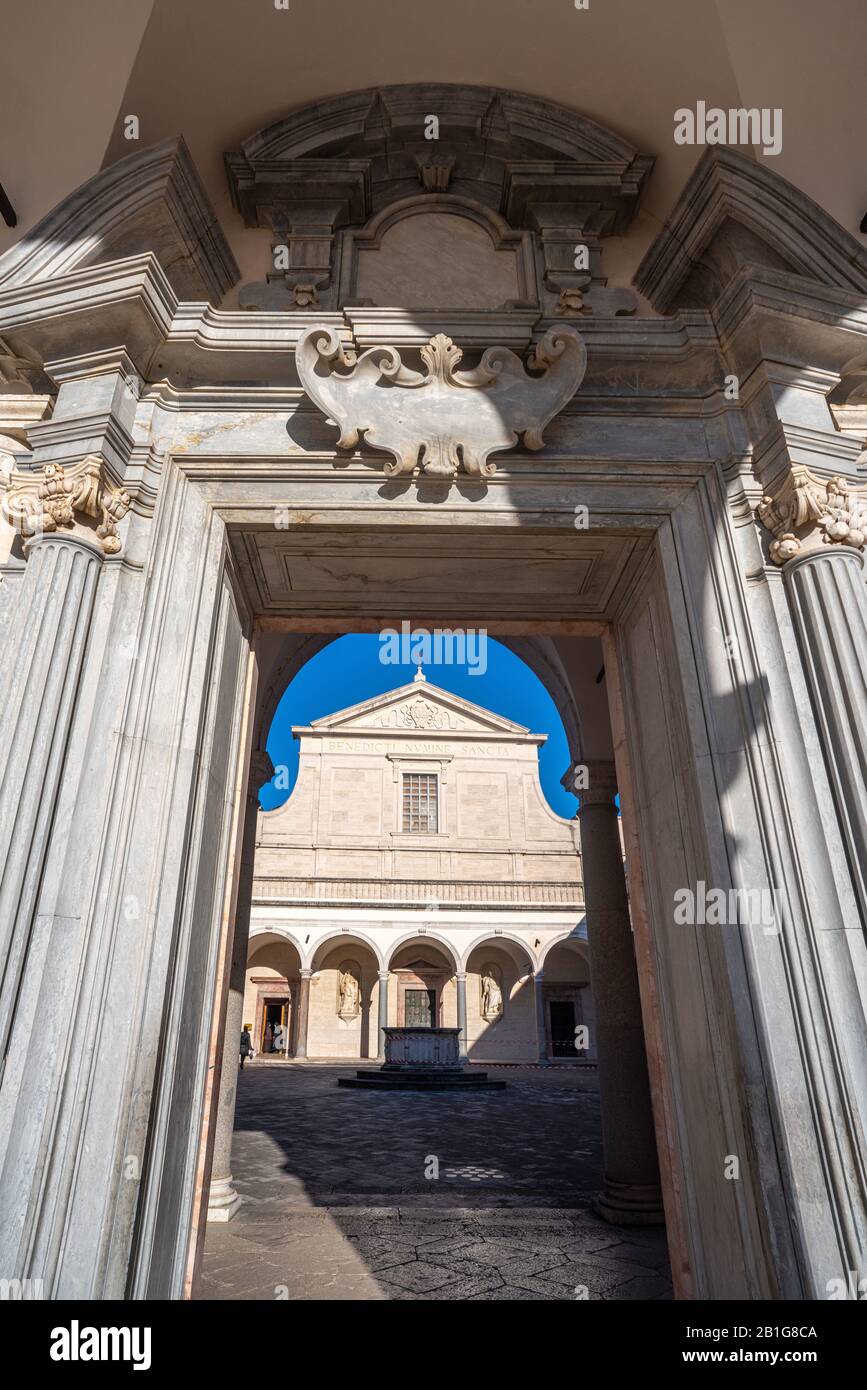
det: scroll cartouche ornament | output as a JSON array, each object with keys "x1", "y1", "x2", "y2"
[
  {"x1": 296, "y1": 324, "x2": 587, "y2": 480},
  {"x1": 3, "y1": 454, "x2": 131, "y2": 554},
  {"x1": 757, "y1": 469, "x2": 867, "y2": 565}
]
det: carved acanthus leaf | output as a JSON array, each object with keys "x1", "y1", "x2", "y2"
[
  {"x1": 3, "y1": 454, "x2": 131, "y2": 554},
  {"x1": 756, "y1": 468, "x2": 867, "y2": 565},
  {"x1": 296, "y1": 324, "x2": 587, "y2": 480}
]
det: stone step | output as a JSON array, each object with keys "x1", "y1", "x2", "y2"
[
  {"x1": 338, "y1": 1071, "x2": 506, "y2": 1091},
  {"x1": 354, "y1": 1067, "x2": 473, "y2": 1080}
]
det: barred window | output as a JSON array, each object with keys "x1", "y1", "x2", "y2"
[{"x1": 402, "y1": 773, "x2": 439, "y2": 833}]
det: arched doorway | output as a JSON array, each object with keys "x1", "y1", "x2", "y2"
[
  {"x1": 244, "y1": 931, "x2": 303, "y2": 1058},
  {"x1": 387, "y1": 939, "x2": 459, "y2": 1031},
  {"x1": 540, "y1": 938, "x2": 595, "y2": 1061}
]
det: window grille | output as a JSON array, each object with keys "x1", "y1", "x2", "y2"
[{"x1": 402, "y1": 772, "x2": 438, "y2": 832}]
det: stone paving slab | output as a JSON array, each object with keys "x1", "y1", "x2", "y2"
[{"x1": 198, "y1": 1064, "x2": 671, "y2": 1301}]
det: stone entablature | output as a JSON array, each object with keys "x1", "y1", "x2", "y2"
[{"x1": 251, "y1": 876, "x2": 584, "y2": 908}]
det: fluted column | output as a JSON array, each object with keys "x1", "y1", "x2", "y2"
[
  {"x1": 294, "y1": 970, "x2": 312, "y2": 1059},
  {"x1": 377, "y1": 971, "x2": 389, "y2": 1061},
  {"x1": 758, "y1": 472, "x2": 867, "y2": 926},
  {"x1": 578, "y1": 761, "x2": 663, "y2": 1225},
  {"x1": 533, "y1": 971, "x2": 548, "y2": 1064},
  {"x1": 455, "y1": 972, "x2": 468, "y2": 1060},
  {"x1": 783, "y1": 547, "x2": 867, "y2": 922},
  {"x1": 0, "y1": 531, "x2": 104, "y2": 1068}
]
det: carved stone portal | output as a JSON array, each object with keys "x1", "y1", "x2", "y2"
[{"x1": 296, "y1": 324, "x2": 587, "y2": 479}]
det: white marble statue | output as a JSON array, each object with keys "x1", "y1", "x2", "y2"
[
  {"x1": 481, "y1": 964, "x2": 504, "y2": 1020},
  {"x1": 338, "y1": 965, "x2": 361, "y2": 1017}
]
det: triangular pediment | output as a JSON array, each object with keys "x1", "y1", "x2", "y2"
[{"x1": 303, "y1": 680, "x2": 533, "y2": 738}]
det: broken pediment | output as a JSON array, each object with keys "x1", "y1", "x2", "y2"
[
  {"x1": 226, "y1": 84, "x2": 652, "y2": 315},
  {"x1": 636, "y1": 147, "x2": 867, "y2": 312},
  {"x1": 0, "y1": 137, "x2": 238, "y2": 304},
  {"x1": 295, "y1": 323, "x2": 586, "y2": 479}
]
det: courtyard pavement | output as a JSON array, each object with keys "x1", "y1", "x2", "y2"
[{"x1": 197, "y1": 1063, "x2": 672, "y2": 1301}]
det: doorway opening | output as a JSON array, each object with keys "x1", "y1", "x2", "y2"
[
  {"x1": 198, "y1": 629, "x2": 671, "y2": 1300},
  {"x1": 549, "y1": 1000, "x2": 577, "y2": 1058}
]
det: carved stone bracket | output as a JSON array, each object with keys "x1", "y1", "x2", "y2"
[
  {"x1": 3, "y1": 454, "x2": 131, "y2": 554},
  {"x1": 756, "y1": 468, "x2": 867, "y2": 565},
  {"x1": 296, "y1": 324, "x2": 587, "y2": 479}
]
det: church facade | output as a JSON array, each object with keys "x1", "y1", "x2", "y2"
[{"x1": 244, "y1": 671, "x2": 591, "y2": 1064}]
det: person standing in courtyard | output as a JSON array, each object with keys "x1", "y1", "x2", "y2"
[{"x1": 239, "y1": 1026, "x2": 252, "y2": 1069}]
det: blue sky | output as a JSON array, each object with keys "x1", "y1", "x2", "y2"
[{"x1": 261, "y1": 634, "x2": 576, "y2": 817}]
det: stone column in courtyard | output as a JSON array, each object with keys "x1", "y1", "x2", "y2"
[
  {"x1": 533, "y1": 972, "x2": 548, "y2": 1064},
  {"x1": 0, "y1": 462, "x2": 128, "y2": 1062},
  {"x1": 294, "y1": 969, "x2": 313, "y2": 1058},
  {"x1": 758, "y1": 473, "x2": 867, "y2": 927},
  {"x1": 455, "y1": 972, "x2": 468, "y2": 1060},
  {"x1": 577, "y1": 760, "x2": 663, "y2": 1224},
  {"x1": 207, "y1": 752, "x2": 272, "y2": 1223},
  {"x1": 377, "y1": 971, "x2": 389, "y2": 1061}
]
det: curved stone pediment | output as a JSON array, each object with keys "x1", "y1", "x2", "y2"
[{"x1": 296, "y1": 323, "x2": 586, "y2": 479}]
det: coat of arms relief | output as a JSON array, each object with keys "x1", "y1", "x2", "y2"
[{"x1": 296, "y1": 324, "x2": 587, "y2": 480}]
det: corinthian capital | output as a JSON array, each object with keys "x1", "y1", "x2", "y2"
[
  {"x1": 757, "y1": 468, "x2": 867, "y2": 566},
  {"x1": 3, "y1": 454, "x2": 131, "y2": 555}
]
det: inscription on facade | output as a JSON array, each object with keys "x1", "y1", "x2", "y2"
[{"x1": 324, "y1": 739, "x2": 519, "y2": 756}]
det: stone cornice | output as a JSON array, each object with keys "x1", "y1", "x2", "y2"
[
  {"x1": 7, "y1": 253, "x2": 867, "y2": 410},
  {"x1": 3, "y1": 453, "x2": 131, "y2": 555},
  {"x1": 0, "y1": 253, "x2": 178, "y2": 375},
  {"x1": 757, "y1": 467, "x2": 867, "y2": 565}
]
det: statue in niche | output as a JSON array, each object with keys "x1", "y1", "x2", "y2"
[
  {"x1": 338, "y1": 962, "x2": 362, "y2": 1019},
  {"x1": 480, "y1": 963, "x2": 504, "y2": 1020}
]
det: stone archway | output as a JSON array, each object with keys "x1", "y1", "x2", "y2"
[
  {"x1": 308, "y1": 935, "x2": 382, "y2": 1060},
  {"x1": 540, "y1": 939, "x2": 594, "y2": 1062},
  {"x1": 387, "y1": 939, "x2": 460, "y2": 1036},
  {"x1": 0, "y1": 82, "x2": 865, "y2": 1306},
  {"x1": 245, "y1": 930, "x2": 303, "y2": 1058},
  {"x1": 464, "y1": 938, "x2": 536, "y2": 1063}
]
